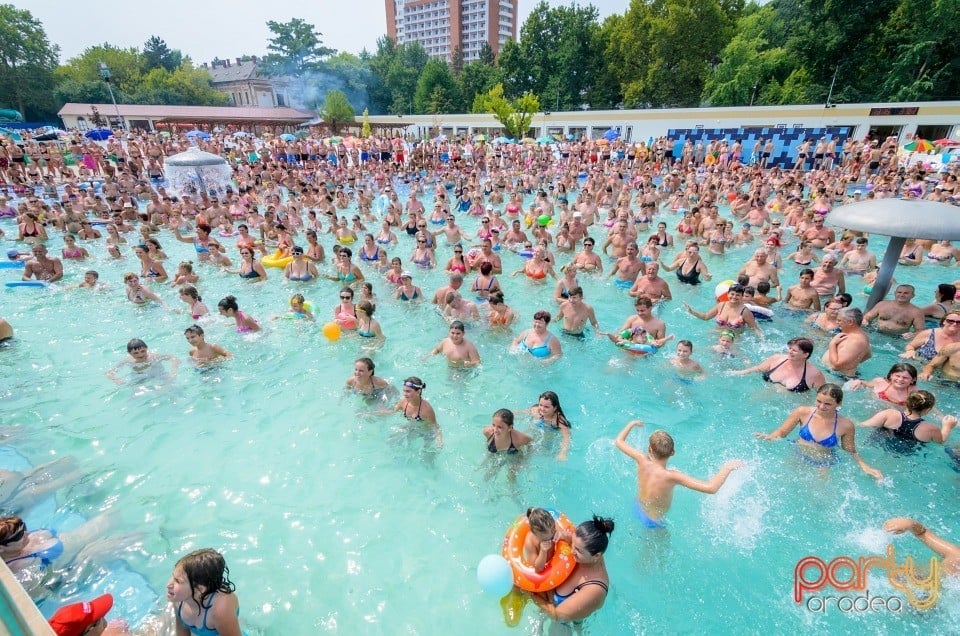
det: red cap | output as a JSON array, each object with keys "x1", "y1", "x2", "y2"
[{"x1": 49, "y1": 594, "x2": 113, "y2": 636}]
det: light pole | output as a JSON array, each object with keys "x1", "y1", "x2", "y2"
[{"x1": 98, "y1": 62, "x2": 125, "y2": 131}]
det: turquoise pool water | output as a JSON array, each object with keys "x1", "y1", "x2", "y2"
[{"x1": 1, "y1": 187, "x2": 959, "y2": 634}]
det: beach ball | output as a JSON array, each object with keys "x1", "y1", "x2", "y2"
[
  {"x1": 537, "y1": 215, "x2": 551, "y2": 227},
  {"x1": 715, "y1": 280, "x2": 735, "y2": 302},
  {"x1": 477, "y1": 554, "x2": 513, "y2": 597},
  {"x1": 322, "y1": 322, "x2": 342, "y2": 341}
]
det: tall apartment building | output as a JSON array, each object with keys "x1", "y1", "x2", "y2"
[{"x1": 385, "y1": 0, "x2": 518, "y2": 62}]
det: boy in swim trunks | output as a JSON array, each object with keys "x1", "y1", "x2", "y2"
[
  {"x1": 184, "y1": 325, "x2": 231, "y2": 364},
  {"x1": 614, "y1": 420, "x2": 744, "y2": 528},
  {"x1": 106, "y1": 338, "x2": 179, "y2": 384}
]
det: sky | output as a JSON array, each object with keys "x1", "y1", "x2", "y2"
[{"x1": 16, "y1": 0, "x2": 633, "y2": 65}]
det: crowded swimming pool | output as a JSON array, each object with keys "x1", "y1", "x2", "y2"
[{"x1": 2, "y1": 172, "x2": 959, "y2": 634}]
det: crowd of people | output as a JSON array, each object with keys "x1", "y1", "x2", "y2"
[{"x1": 1, "y1": 124, "x2": 959, "y2": 631}]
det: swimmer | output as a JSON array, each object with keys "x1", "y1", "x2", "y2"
[
  {"x1": 0, "y1": 457, "x2": 82, "y2": 514},
  {"x1": 0, "y1": 318, "x2": 12, "y2": 344},
  {"x1": 603, "y1": 327, "x2": 673, "y2": 355},
  {"x1": 427, "y1": 321, "x2": 481, "y2": 367},
  {"x1": 184, "y1": 325, "x2": 231, "y2": 363},
  {"x1": 179, "y1": 286, "x2": 209, "y2": 319},
  {"x1": 167, "y1": 548, "x2": 243, "y2": 636},
  {"x1": 755, "y1": 384, "x2": 882, "y2": 479},
  {"x1": 554, "y1": 286, "x2": 600, "y2": 337},
  {"x1": 522, "y1": 507, "x2": 569, "y2": 572},
  {"x1": 883, "y1": 517, "x2": 960, "y2": 575},
  {"x1": 388, "y1": 377, "x2": 442, "y2": 447},
  {"x1": 483, "y1": 408, "x2": 532, "y2": 455},
  {"x1": 170, "y1": 260, "x2": 200, "y2": 287},
  {"x1": 282, "y1": 294, "x2": 315, "y2": 321},
  {"x1": 529, "y1": 515, "x2": 614, "y2": 625},
  {"x1": 615, "y1": 420, "x2": 744, "y2": 528},
  {"x1": 345, "y1": 357, "x2": 391, "y2": 398},
  {"x1": 123, "y1": 273, "x2": 164, "y2": 306},
  {"x1": 847, "y1": 363, "x2": 918, "y2": 406},
  {"x1": 511, "y1": 310, "x2": 563, "y2": 362},
  {"x1": 78, "y1": 270, "x2": 100, "y2": 289},
  {"x1": 732, "y1": 337, "x2": 825, "y2": 393},
  {"x1": 48, "y1": 592, "x2": 132, "y2": 636},
  {"x1": 859, "y1": 390, "x2": 957, "y2": 444},
  {"x1": 671, "y1": 340, "x2": 704, "y2": 376},
  {"x1": 218, "y1": 295, "x2": 260, "y2": 333},
  {"x1": 106, "y1": 338, "x2": 179, "y2": 384},
  {"x1": 355, "y1": 301, "x2": 384, "y2": 341},
  {"x1": 711, "y1": 331, "x2": 737, "y2": 358}
]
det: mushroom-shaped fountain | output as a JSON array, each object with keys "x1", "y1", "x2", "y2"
[
  {"x1": 162, "y1": 147, "x2": 234, "y2": 200},
  {"x1": 827, "y1": 198, "x2": 960, "y2": 310}
]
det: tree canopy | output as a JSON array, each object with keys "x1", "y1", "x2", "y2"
[
  {"x1": 0, "y1": 4, "x2": 59, "y2": 119},
  {"x1": 319, "y1": 89, "x2": 355, "y2": 134},
  {"x1": 262, "y1": 18, "x2": 336, "y2": 76}
]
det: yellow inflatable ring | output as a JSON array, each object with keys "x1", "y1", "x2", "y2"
[
  {"x1": 262, "y1": 249, "x2": 294, "y2": 268},
  {"x1": 501, "y1": 510, "x2": 576, "y2": 593}
]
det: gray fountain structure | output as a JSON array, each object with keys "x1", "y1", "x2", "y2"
[
  {"x1": 162, "y1": 147, "x2": 234, "y2": 201},
  {"x1": 827, "y1": 198, "x2": 960, "y2": 310}
]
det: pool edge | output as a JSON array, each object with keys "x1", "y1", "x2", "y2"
[{"x1": 0, "y1": 561, "x2": 54, "y2": 636}]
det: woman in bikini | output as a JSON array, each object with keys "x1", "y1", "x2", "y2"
[
  {"x1": 530, "y1": 516, "x2": 614, "y2": 626},
  {"x1": 445, "y1": 244, "x2": 468, "y2": 274},
  {"x1": 134, "y1": 244, "x2": 168, "y2": 283},
  {"x1": 732, "y1": 337, "x2": 825, "y2": 392},
  {"x1": 848, "y1": 363, "x2": 918, "y2": 407},
  {"x1": 333, "y1": 287, "x2": 359, "y2": 329},
  {"x1": 902, "y1": 312, "x2": 960, "y2": 362},
  {"x1": 859, "y1": 390, "x2": 957, "y2": 445},
  {"x1": 60, "y1": 234, "x2": 89, "y2": 260},
  {"x1": 410, "y1": 233, "x2": 436, "y2": 268},
  {"x1": 486, "y1": 291, "x2": 518, "y2": 328},
  {"x1": 756, "y1": 384, "x2": 882, "y2": 479},
  {"x1": 235, "y1": 248, "x2": 268, "y2": 281},
  {"x1": 218, "y1": 295, "x2": 260, "y2": 333},
  {"x1": 683, "y1": 284, "x2": 761, "y2": 336},
  {"x1": 471, "y1": 261, "x2": 501, "y2": 301}
]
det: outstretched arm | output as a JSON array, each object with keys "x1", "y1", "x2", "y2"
[
  {"x1": 614, "y1": 420, "x2": 645, "y2": 462},
  {"x1": 884, "y1": 517, "x2": 960, "y2": 562},
  {"x1": 671, "y1": 460, "x2": 745, "y2": 494}
]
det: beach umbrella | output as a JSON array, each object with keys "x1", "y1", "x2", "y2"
[
  {"x1": 328, "y1": 136, "x2": 343, "y2": 144},
  {"x1": 279, "y1": 133, "x2": 296, "y2": 141},
  {"x1": 473, "y1": 134, "x2": 487, "y2": 142},
  {"x1": 232, "y1": 131, "x2": 252, "y2": 138},
  {"x1": 294, "y1": 130, "x2": 310, "y2": 139},
  {"x1": 536, "y1": 136, "x2": 555, "y2": 144},
  {"x1": 435, "y1": 134, "x2": 447, "y2": 142},
  {"x1": 903, "y1": 139, "x2": 934, "y2": 152},
  {"x1": 602, "y1": 128, "x2": 620, "y2": 141},
  {"x1": 521, "y1": 137, "x2": 535, "y2": 144},
  {"x1": 185, "y1": 130, "x2": 211, "y2": 140},
  {"x1": 0, "y1": 127, "x2": 22, "y2": 142},
  {"x1": 493, "y1": 136, "x2": 511, "y2": 144},
  {"x1": 84, "y1": 129, "x2": 113, "y2": 141},
  {"x1": 158, "y1": 131, "x2": 171, "y2": 137},
  {"x1": 934, "y1": 138, "x2": 960, "y2": 148}
]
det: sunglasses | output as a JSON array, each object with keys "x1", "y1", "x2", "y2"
[
  {"x1": 1, "y1": 525, "x2": 26, "y2": 545},
  {"x1": 944, "y1": 318, "x2": 960, "y2": 326},
  {"x1": 418, "y1": 240, "x2": 426, "y2": 244},
  {"x1": 340, "y1": 295, "x2": 352, "y2": 300}
]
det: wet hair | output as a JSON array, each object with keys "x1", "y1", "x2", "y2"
[
  {"x1": 444, "y1": 291, "x2": 460, "y2": 305},
  {"x1": 126, "y1": 338, "x2": 147, "y2": 352},
  {"x1": 176, "y1": 549, "x2": 236, "y2": 611},
  {"x1": 180, "y1": 285, "x2": 201, "y2": 301},
  {"x1": 488, "y1": 290, "x2": 505, "y2": 305},
  {"x1": 634, "y1": 296, "x2": 653, "y2": 308},
  {"x1": 783, "y1": 337, "x2": 812, "y2": 357},
  {"x1": 799, "y1": 268, "x2": 814, "y2": 278},
  {"x1": 339, "y1": 247, "x2": 352, "y2": 258},
  {"x1": 403, "y1": 376, "x2": 425, "y2": 391},
  {"x1": 736, "y1": 274, "x2": 750, "y2": 287},
  {"x1": 356, "y1": 357, "x2": 375, "y2": 373},
  {"x1": 179, "y1": 260, "x2": 194, "y2": 273},
  {"x1": 835, "y1": 293, "x2": 853, "y2": 307},
  {"x1": 937, "y1": 283, "x2": 957, "y2": 302},
  {"x1": 677, "y1": 339, "x2": 693, "y2": 350},
  {"x1": 0, "y1": 516, "x2": 27, "y2": 545},
  {"x1": 526, "y1": 507, "x2": 557, "y2": 538},
  {"x1": 533, "y1": 310, "x2": 551, "y2": 323},
  {"x1": 757, "y1": 281, "x2": 771, "y2": 294},
  {"x1": 340, "y1": 287, "x2": 354, "y2": 299},
  {"x1": 450, "y1": 320, "x2": 465, "y2": 332},
  {"x1": 538, "y1": 390, "x2": 570, "y2": 428},
  {"x1": 356, "y1": 300, "x2": 375, "y2": 316},
  {"x1": 838, "y1": 306, "x2": 863, "y2": 324},
  {"x1": 290, "y1": 293, "x2": 306, "y2": 306},
  {"x1": 480, "y1": 261, "x2": 493, "y2": 276},
  {"x1": 493, "y1": 407, "x2": 514, "y2": 427},
  {"x1": 817, "y1": 383, "x2": 844, "y2": 405},
  {"x1": 905, "y1": 390, "x2": 935, "y2": 413},
  {"x1": 218, "y1": 295, "x2": 239, "y2": 313},
  {"x1": 184, "y1": 325, "x2": 204, "y2": 337},
  {"x1": 575, "y1": 515, "x2": 615, "y2": 556},
  {"x1": 728, "y1": 284, "x2": 746, "y2": 296},
  {"x1": 568, "y1": 286, "x2": 583, "y2": 297},
  {"x1": 886, "y1": 362, "x2": 918, "y2": 382},
  {"x1": 85, "y1": 270, "x2": 99, "y2": 280}
]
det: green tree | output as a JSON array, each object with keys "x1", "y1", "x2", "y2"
[
  {"x1": 142, "y1": 36, "x2": 182, "y2": 72},
  {"x1": 262, "y1": 18, "x2": 335, "y2": 75},
  {"x1": 55, "y1": 44, "x2": 144, "y2": 98},
  {"x1": 459, "y1": 60, "x2": 501, "y2": 113},
  {"x1": 361, "y1": 108, "x2": 371, "y2": 138},
  {"x1": 319, "y1": 89, "x2": 355, "y2": 134},
  {"x1": 0, "y1": 4, "x2": 59, "y2": 119},
  {"x1": 132, "y1": 64, "x2": 228, "y2": 106},
  {"x1": 368, "y1": 37, "x2": 428, "y2": 115},
  {"x1": 473, "y1": 83, "x2": 539, "y2": 139},
  {"x1": 414, "y1": 58, "x2": 458, "y2": 114}
]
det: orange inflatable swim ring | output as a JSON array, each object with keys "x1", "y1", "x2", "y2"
[{"x1": 501, "y1": 510, "x2": 576, "y2": 593}]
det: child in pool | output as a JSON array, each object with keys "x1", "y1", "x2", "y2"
[
  {"x1": 167, "y1": 548, "x2": 243, "y2": 636},
  {"x1": 282, "y1": 294, "x2": 315, "y2": 321},
  {"x1": 184, "y1": 325, "x2": 231, "y2": 364},
  {"x1": 170, "y1": 261, "x2": 200, "y2": 287},
  {"x1": 711, "y1": 331, "x2": 738, "y2": 357},
  {"x1": 671, "y1": 340, "x2": 705, "y2": 376},
  {"x1": 604, "y1": 327, "x2": 674, "y2": 355},
  {"x1": 106, "y1": 338, "x2": 179, "y2": 384},
  {"x1": 521, "y1": 507, "x2": 570, "y2": 573}
]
